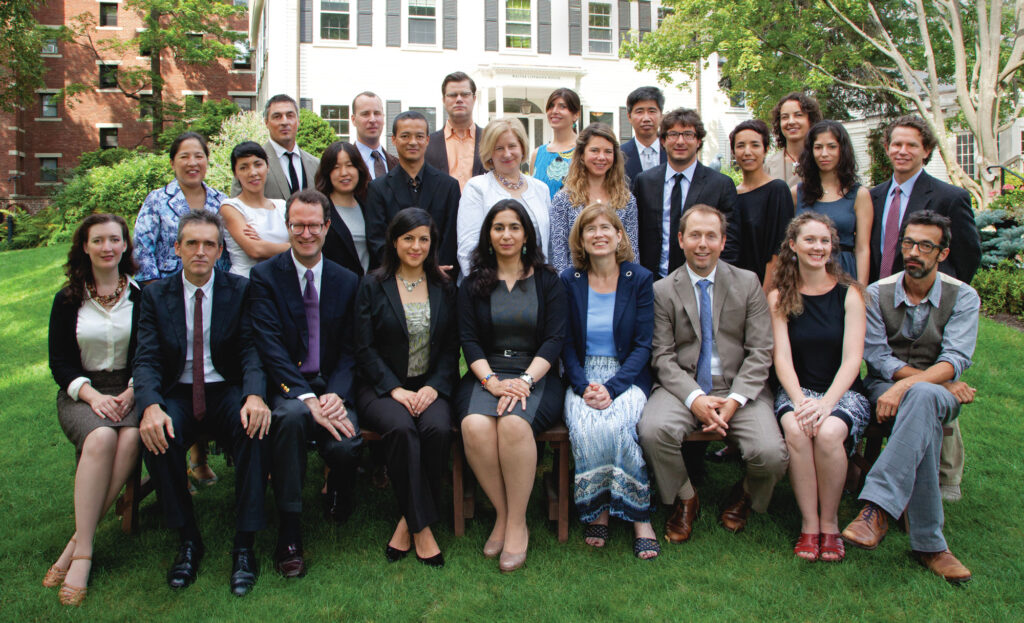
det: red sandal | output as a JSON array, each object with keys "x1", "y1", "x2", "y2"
[
  {"x1": 794, "y1": 533, "x2": 819, "y2": 561},
  {"x1": 820, "y1": 533, "x2": 845, "y2": 562}
]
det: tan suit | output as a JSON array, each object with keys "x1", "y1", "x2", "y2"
[{"x1": 637, "y1": 261, "x2": 788, "y2": 511}]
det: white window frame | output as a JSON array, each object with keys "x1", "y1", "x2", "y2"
[
  {"x1": 586, "y1": 1, "x2": 614, "y2": 56},
  {"x1": 318, "y1": 0, "x2": 352, "y2": 43},
  {"x1": 321, "y1": 104, "x2": 350, "y2": 140},
  {"x1": 503, "y1": 0, "x2": 534, "y2": 52},
  {"x1": 96, "y1": 61, "x2": 121, "y2": 91},
  {"x1": 38, "y1": 92, "x2": 59, "y2": 119},
  {"x1": 98, "y1": 2, "x2": 119, "y2": 28},
  {"x1": 406, "y1": 0, "x2": 439, "y2": 47},
  {"x1": 956, "y1": 132, "x2": 976, "y2": 179}
]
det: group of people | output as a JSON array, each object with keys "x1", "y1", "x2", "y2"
[{"x1": 44, "y1": 75, "x2": 983, "y2": 605}]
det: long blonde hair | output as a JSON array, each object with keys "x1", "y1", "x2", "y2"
[
  {"x1": 562, "y1": 123, "x2": 630, "y2": 210},
  {"x1": 772, "y1": 212, "x2": 863, "y2": 318}
]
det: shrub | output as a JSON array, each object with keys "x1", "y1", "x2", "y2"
[
  {"x1": 75, "y1": 146, "x2": 150, "y2": 175},
  {"x1": 206, "y1": 110, "x2": 269, "y2": 195},
  {"x1": 976, "y1": 209, "x2": 1024, "y2": 269},
  {"x1": 296, "y1": 108, "x2": 337, "y2": 160},
  {"x1": 972, "y1": 261, "x2": 1024, "y2": 320}
]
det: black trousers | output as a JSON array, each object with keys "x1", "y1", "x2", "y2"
[
  {"x1": 268, "y1": 378, "x2": 362, "y2": 513},
  {"x1": 357, "y1": 384, "x2": 452, "y2": 533},
  {"x1": 143, "y1": 382, "x2": 267, "y2": 533}
]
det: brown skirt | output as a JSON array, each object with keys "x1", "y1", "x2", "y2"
[{"x1": 57, "y1": 369, "x2": 139, "y2": 457}]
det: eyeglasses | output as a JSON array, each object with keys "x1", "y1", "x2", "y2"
[
  {"x1": 665, "y1": 130, "x2": 698, "y2": 141},
  {"x1": 288, "y1": 222, "x2": 325, "y2": 235},
  {"x1": 444, "y1": 91, "x2": 474, "y2": 100},
  {"x1": 899, "y1": 237, "x2": 943, "y2": 254}
]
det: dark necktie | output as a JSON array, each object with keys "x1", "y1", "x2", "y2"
[
  {"x1": 285, "y1": 151, "x2": 301, "y2": 194},
  {"x1": 371, "y1": 150, "x2": 386, "y2": 179},
  {"x1": 696, "y1": 279, "x2": 713, "y2": 394},
  {"x1": 299, "y1": 269, "x2": 320, "y2": 374},
  {"x1": 880, "y1": 185, "x2": 901, "y2": 278},
  {"x1": 192, "y1": 288, "x2": 206, "y2": 421},
  {"x1": 669, "y1": 172, "x2": 684, "y2": 272}
]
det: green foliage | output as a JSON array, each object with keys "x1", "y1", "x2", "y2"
[
  {"x1": 721, "y1": 165, "x2": 743, "y2": 186},
  {"x1": 976, "y1": 209, "x2": 1024, "y2": 269},
  {"x1": 296, "y1": 108, "x2": 337, "y2": 160},
  {"x1": 987, "y1": 188, "x2": 1024, "y2": 221},
  {"x1": 972, "y1": 261, "x2": 1024, "y2": 320},
  {"x1": 0, "y1": 1, "x2": 70, "y2": 112},
  {"x1": 74, "y1": 147, "x2": 151, "y2": 175},
  {"x1": 156, "y1": 99, "x2": 243, "y2": 150},
  {"x1": 206, "y1": 111, "x2": 270, "y2": 195},
  {"x1": 867, "y1": 124, "x2": 894, "y2": 187}
]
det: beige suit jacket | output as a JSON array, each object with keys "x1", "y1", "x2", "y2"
[{"x1": 650, "y1": 261, "x2": 773, "y2": 404}]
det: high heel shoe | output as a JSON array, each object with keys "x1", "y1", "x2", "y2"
[
  {"x1": 43, "y1": 537, "x2": 76, "y2": 588},
  {"x1": 498, "y1": 549, "x2": 526, "y2": 573},
  {"x1": 482, "y1": 539, "x2": 504, "y2": 559},
  {"x1": 58, "y1": 555, "x2": 91, "y2": 606},
  {"x1": 416, "y1": 551, "x2": 445, "y2": 568},
  {"x1": 384, "y1": 544, "x2": 410, "y2": 563}
]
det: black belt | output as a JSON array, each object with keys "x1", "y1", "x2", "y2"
[
  {"x1": 840, "y1": 244, "x2": 855, "y2": 253},
  {"x1": 490, "y1": 349, "x2": 533, "y2": 358}
]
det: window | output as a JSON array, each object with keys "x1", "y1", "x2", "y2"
[
  {"x1": 139, "y1": 95, "x2": 154, "y2": 118},
  {"x1": 322, "y1": 105, "x2": 350, "y2": 139},
  {"x1": 410, "y1": 106, "x2": 436, "y2": 133},
  {"x1": 729, "y1": 91, "x2": 747, "y2": 108},
  {"x1": 233, "y1": 40, "x2": 252, "y2": 69},
  {"x1": 99, "y1": 3, "x2": 118, "y2": 27},
  {"x1": 99, "y1": 128, "x2": 118, "y2": 150},
  {"x1": 40, "y1": 94, "x2": 58, "y2": 118},
  {"x1": 185, "y1": 94, "x2": 203, "y2": 116},
  {"x1": 956, "y1": 132, "x2": 976, "y2": 178},
  {"x1": 588, "y1": 2, "x2": 612, "y2": 54},
  {"x1": 41, "y1": 38, "x2": 59, "y2": 55},
  {"x1": 300, "y1": 98, "x2": 313, "y2": 111},
  {"x1": 589, "y1": 111, "x2": 613, "y2": 126},
  {"x1": 506, "y1": 0, "x2": 531, "y2": 49},
  {"x1": 657, "y1": 6, "x2": 674, "y2": 28},
  {"x1": 408, "y1": 0, "x2": 437, "y2": 45},
  {"x1": 187, "y1": 33, "x2": 203, "y2": 49},
  {"x1": 232, "y1": 96, "x2": 254, "y2": 111},
  {"x1": 40, "y1": 158, "x2": 59, "y2": 183},
  {"x1": 321, "y1": 1, "x2": 350, "y2": 40},
  {"x1": 98, "y1": 64, "x2": 118, "y2": 89}
]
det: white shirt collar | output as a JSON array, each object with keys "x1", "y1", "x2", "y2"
[
  {"x1": 640, "y1": 140, "x2": 660, "y2": 156},
  {"x1": 268, "y1": 138, "x2": 297, "y2": 159},
  {"x1": 182, "y1": 271, "x2": 215, "y2": 301},
  {"x1": 685, "y1": 262, "x2": 718, "y2": 286},
  {"x1": 291, "y1": 249, "x2": 323, "y2": 286},
  {"x1": 356, "y1": 140, "x2": 385, "y2": 159},
  {"x1": 666, "y1": 159, "x2": 698, "y2": 184}
]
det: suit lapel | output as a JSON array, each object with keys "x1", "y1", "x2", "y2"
[
  {"x1": 167, "y1": 273, "x2": 187, "y2": 361},
  {"x1": 903, "y1": 171, "x2": 933, "y2": 227},
  {"x1": 646, "y1": 163, "x2": 668, "y2": 220},
  {"x1": 275, "y1": 253, "x2": 308, "y2": 344},
  {"x1": 712, "y1": 263, "x2": 729, "y2": 335},
  {"x1": 675, "y1": 269, "x2": 701, "y2": 341},
  {"x1": 209, "y1": 270, "x2": 227, "y2": 356},
  {"x1": 684, "y1": 162, "x2": 707, "y2": 211},
  {"x1": 613, "y1": 268, "x2": 629, "y2": 331},
  {"x1": 427, "y1": 280, "x2": 441, "y2": 336},
  {"x1": 329, "y1": 203, "x2": 359, "y2": 263},
  {"x1": 572, "y1": 272, "x2": 590, "y2": 337},
  {"x1": 264, "y1": 141, "x2": 290, "y2": 199},
  {"x1": 382, "y1": 277, "x2": 409, "y2": 337}
]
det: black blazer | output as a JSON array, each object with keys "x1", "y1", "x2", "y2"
[
  {"x1": 48, "y1": 281, "x2": 142, "y2": 391},
  {"x1": 621, "y1": 138, "x2": 666, "y2": 184},
  {"x1": 424, "y1": 125, "x2": 486, "y2": 178},
  {"x1": 133, "y1": 270, "x2": 265, "y2": 412},
  {"x1": 365, "y1": 162, "x2": 461, "y2": 272},
  {"x1": 322, "y1": 197, "x2": 378, "y2": 277},
  {"x1": 868, "y1": 171, "x2": 981, "y2": 283},
  {"x1": 560, "y1": 262, "x2": 654, "y2": 399},
  {"x1": 632, "y1": 161, "x2": 741, "y2": 276},
  {"x1": 249, "y1": 251, "x2": 360, "y2": 403},
  {"x1": 354, "y1": 275, "x2": 458, "y2": 398},
  {"x1": 458, "y1": 268, "x2": 566, "y2": 366}
]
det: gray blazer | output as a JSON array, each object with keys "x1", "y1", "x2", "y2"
[
  {"x1": 650, "y1": 260, "x2": 772, "y2": 404},
  {"x1": 231, "y1": 141, "x2": 319, "y2": 200}
]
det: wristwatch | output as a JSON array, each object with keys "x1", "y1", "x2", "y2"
[{"x1": 518, "y1": 373, "x2": 535, "y2": 389}]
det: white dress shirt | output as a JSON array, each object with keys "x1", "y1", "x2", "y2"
[
  {"x1": 68, "y1": 280, "x2": 137, "y2": 401},
  {"x1": 179, "y1": 272, "x2": 225, "y2": 385},
  {"x1": 356, "y1": 140, "x2": 389, "y2": 180},
  {"x1": 268, "y1": 138, "x2": 305, "y2": 190},
  {"x1": 639, "y1": 140, "x2": 661, "y2": 171},
  {"x1": 660, "y1": 160, "x2": 698, "y2": 277},
  {"x1": 291, "y1": 250, "x2": 323, "y2": 402}
]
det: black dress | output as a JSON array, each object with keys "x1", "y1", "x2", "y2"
[{"x1": 734, "y1": 179, "x2": 794, "y2": 282}]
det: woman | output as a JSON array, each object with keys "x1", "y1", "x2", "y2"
[
  {"x1": 354, "y1": 208, "x2": 458, "y2": 568},
  {"x1": 793, "y1": 120, "x2": 873, "y2": 285},
  {"x1": 456, "y1": 118, "x2": 552, "y2": 277},
  {"x1": 730, "y1": 119, "x2": 795, "y2": 289},
  {"x1": 221, "y1": 141, "x2": 290, "y2": 277},
  {"x1": 457, "y1": 199, "x2": 566, "y2": 572},
  {"x1": 769, "y1": 212, "x2": 869, "y2": 563},
  {"x1": 549, "y1": 123, "x2": 639, "y2": 273},
  {"x1": 45, "y1": 214, "x2": 142, "y2": 606},
  {"x1": 316, "y1": 140, "x2": 376, "y2": 276},
  {"x1": 764, "y1": 92, "x2": 822, "y2": 186},
  {"x1": 530, "y1": 88, "x2": 581, "y2": 198},
  {"x1": 560, "y1": 203, "x2": 658, "y2": 559}
]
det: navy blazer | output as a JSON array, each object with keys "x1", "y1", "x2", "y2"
[
  {"x1": 424, "y1": 125, "x2": 486, "y2": 178},
  {"x1": 133, "y1": 270, "x2": 265, "y2": 412},
  {"x1": 632, "y1": 161, "x2": 741, "y2": 276},
  {"x1": 322, "y1": 197, "x2": 378, "y2": 277},
  {"x1": 354, "y1": 274, "x2": 459, "y2": 398},
  {"x1": 868, "y1": 171, "x2": 981, "y2": 283},
  {"x1": 621, "y1": 138, "x2": 667, "y2": 184},
  {"x1": 249, "y1": 251, "x2": 360, "y2": 404},
  {"x1": 560, "y1": 262, "x2": 654, "y2": 399}
]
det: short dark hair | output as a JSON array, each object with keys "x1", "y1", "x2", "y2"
[
  {"x1": 626, "y1": 86, "x2": 664, "y2": 114},
  {"x1": 176, "y1": 210, "x2": 224, "y2": 244},
  {"x1": 901, "y1": 210, "x2": 951, "y2": 250},
  {"x1": 884, "y1": 115, "x2": 937, "y2": 164},
  {"x1": 285, "y1": 189, "x2": 331, "y2": 223},
  {"x1": 441, "y1": 71, "x2": 476, "y2": 96},
  {"x1": 770, "y1": 92, "x2": 823, "y2": 148},
  {"x1": 392, "y1": 110, "x2": 429, "y2": 136},
  {"x1": 546, "y1": 88, "x2": 581, "y2": 115},
  {"x1": 351, "y1": 91, "x2": 381, "y2": 113},
  {"x1": 169, "y1": 131, "x2": 209, "y2": 159},
  {"x1": 729, "y1": 119, "x2": 772, "y2": 152},
  {"x1": 678, "y1": 204, "x2": 726, "y2": 236},
  {"x1": 230, "y1": 141, "x2": 269, "y2": 173},
  {"x1": 264, "y1": 94, "x2": 299, "y2": 119},
  {"x1": 314, "y1": 141, "x2": 370, "y2": 205},
  {"x1": 660, "y1": 108, "x2": 706, "y2": 145},
  {"x1": 374, "y1": 207, "x2": 448, "y2": 285}
]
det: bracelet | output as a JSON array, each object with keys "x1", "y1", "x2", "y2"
[
  {"x1": 519, "y1": 373, "x2": 535, "y2": 389},
  {"x1": 481, "y1": 373, "x2": 496, "y2": 388}
]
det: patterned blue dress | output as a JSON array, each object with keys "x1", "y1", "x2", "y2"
[
  {"x1": 533, "y1": 144, "x2": 575, "y2": 198},
  {"x1": 548, "y1": 190, "x2": 640, "y2": 274}
]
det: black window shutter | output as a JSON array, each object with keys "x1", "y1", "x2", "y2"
[
  {"x1": 638, "y1": 1, "x2": 652, "y2": 41},
  {"x1": 443, "y1": 0, "x2": 457, "y2": 50},
  {"x1": 386, "y1": 0, "x2": 401, "y2": 47},
  {"x1": 299, "y1": 0, "x2": 313, "y2": 43}
]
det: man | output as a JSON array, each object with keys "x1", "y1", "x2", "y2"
[
  {"x1": 637, "y1": 205, "x2": 788, "y2": 543},
  {"x1": 424, "y1": 71, "x2": 486, "y2": 190},
  {"x1": 351, "y1": 91, "x2": 398, "y2": 180},
  {"x1": 232, "y1": 94, "x2": 318, "y2": 199},
  {"x1": 366, "y1": 110, "x2": 461, "y2": 274},
  {"x1": 249, "y1": 189, "x2": 362, "y2": 579},
  {"x1": 621, "y1": 86, "x2": 667, "y2": 182},
  {"x1": 134, "y1": 211, "x2": 269, "y2": 596},
  {"x1": 869, "y1": 115, "x2": 981, "y2": 501},
  {"x1": 842, "y1": 210, "x2": 979, "y2": 584},
  {"x1": 633, "y1": 108, "x2": 741, "y2": 278}
]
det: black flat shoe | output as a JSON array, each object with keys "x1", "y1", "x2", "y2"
[
  {"x1": 229, "y1": 548, "x2": 258, "y2": 597},
  {"x1": 385, "y1": 544, "x2": 410, "y2": 563},
  {"x1": 416, "y1": 552, "x2": 445, "y2": 568},
  {"x1": 168, "y1": 540, "x2": 204, "y2": 589}
]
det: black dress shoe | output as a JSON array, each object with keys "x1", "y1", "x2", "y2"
[
  {"x1": 229, "y1": 548, "x2": 258, "y2": 597},
  {"x1": 323, "y1": 488, "x2": 352, "y2": 524},
  {"x1": 385, "y1": 544, "x2": 410, "y2": 563},
  {"x1": 274, "y1": 544, "x2": 306, "y2": 578},
  {"x1": 168, "y1": 540, "x2": 205, "y2": 589},
  {"x1": 416, "y1": 551, "x2": 445, "y2": 568}
]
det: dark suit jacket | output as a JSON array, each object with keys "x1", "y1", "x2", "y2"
[
  {"x1": 632, "y1": 161, "x2": 741, "y2": 276},
  {"x1": 621, "y1": 138, "x2": 666, "y2": 184},
  {"x1": 230, "y1": 142, "x2": 319, "y2": 200},
  {"x1": 424, "y1": 125, "x2": 486, "y2": 178},
  {"x1": 322, "y1": 198, "x2": 378, "y2": 277},
  {"x1": 869, "y1": 171, "x2": 981, "y2": 283},
  {"x1": 133, "y1": 270, "x2": 265, "y2": 412},
  {"x1": 560, "y1": 262, "x2": 654, "y2": 399},
  {"x1": 354, "y1": 275, "x2": 458, "y2": 398},
  {"x1": 365, "y1": 162, "x2": 461, "y2": 271},
  {"x1": 249, "y1": 251, "x2": 360, "y2": 403},
  {"x1": 49, "y1": 281, "x2": 142, "y2": 391}
]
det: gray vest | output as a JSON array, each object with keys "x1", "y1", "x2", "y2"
[{"x1": 876, "y1": 274, "x2": 960, "y2": 372}]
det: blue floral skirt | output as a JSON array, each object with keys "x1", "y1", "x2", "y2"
[{"x1": 774, "y1": 386, "x2": 871, "y2": 455}]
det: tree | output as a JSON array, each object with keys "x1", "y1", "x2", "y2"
[
  {"x1": 0, "y1": 1, "x2": 69, "y2": 112},
  {"x1": 627, "y1": 0, "x2": 1024, "y2": 208},
  {"x1": 157, "y1": 98, "x2": 242, "y2": 150},
  {"x1": 296, "y1": 109, "x2": 339, "y2": 160}
]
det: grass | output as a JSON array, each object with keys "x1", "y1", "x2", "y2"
[{"x1": 2, "y1": 244, "x2": 1023, "y2": 622}]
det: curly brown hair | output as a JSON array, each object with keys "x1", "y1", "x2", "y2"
[
  {"x1": 771, "y1": 212, "x2": 862, "y2": 318},
  {"x1": 62, "y1": 214, "x2": 137, "y2": 307},
  {"x1": 561, "y1": 123, "x2": 630, "y2": 210},
  {"x1": 770, "y1": 92, "x2": 823, "y2": 148},
  {"x1": 568, "y1": 202, "x2": 634, "y2": 270}
]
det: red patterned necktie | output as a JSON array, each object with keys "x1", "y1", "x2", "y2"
[{"x1": 879, "y1": 185, "x2": 901, "y2": 278}]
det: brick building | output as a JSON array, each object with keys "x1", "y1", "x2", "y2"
[{"x1": 0, "y1": 0, "x2": 256, "y2": 211}]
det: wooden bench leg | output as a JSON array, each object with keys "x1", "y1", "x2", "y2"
[
  {"x1": 556, "y1": 439, "x2": 570, "y2": 543},
  {"x1": 452, "y1": 436, "x2": 465, "y2": 537},
  {"x1": 116, "y1": 464, "x2": 141, "y2": 533}
]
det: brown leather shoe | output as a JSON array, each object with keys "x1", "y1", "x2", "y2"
[
  {"x1": 665, "y1": 494, "x2": 700, "y2": 543},
  {"x1": 913, "y1": 550, "x2": 972, "y2": 585},
  {"x1": 841, "y1": 503, "x2": 888, "y2": 549},
  {"x1": 274, "y1": 544, "x2": 306, "y2": 579},
  {"x1": 719, "y1": 481, "x2": 752, "y2": 533}
]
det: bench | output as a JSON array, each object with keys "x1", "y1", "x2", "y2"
[{"x1": 849, "y1": 419, "x2": 953, "y2": 493}]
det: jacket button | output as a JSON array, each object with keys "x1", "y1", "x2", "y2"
[
  {"x1": 626, "y1": 270, "x2": 632, "y2": 277},
  {"x1": 574, "y1": 272, "x2": 581, "y2": 278}
]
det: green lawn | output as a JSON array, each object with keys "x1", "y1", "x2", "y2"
[{"x1": 2, "y1": 245, "x2": 1023, "y2": 622}]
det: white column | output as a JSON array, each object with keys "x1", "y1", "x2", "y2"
[{"x1": 494, "y1": 84, "x2": 504, "y2": 119}]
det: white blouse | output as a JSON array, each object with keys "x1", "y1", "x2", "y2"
[
  {"x1": 223, "y1": 196, "x2": 289, "y2": 277},
  {"x1": 68, "y1": 281, "x2": 135, "y2": 401}
]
